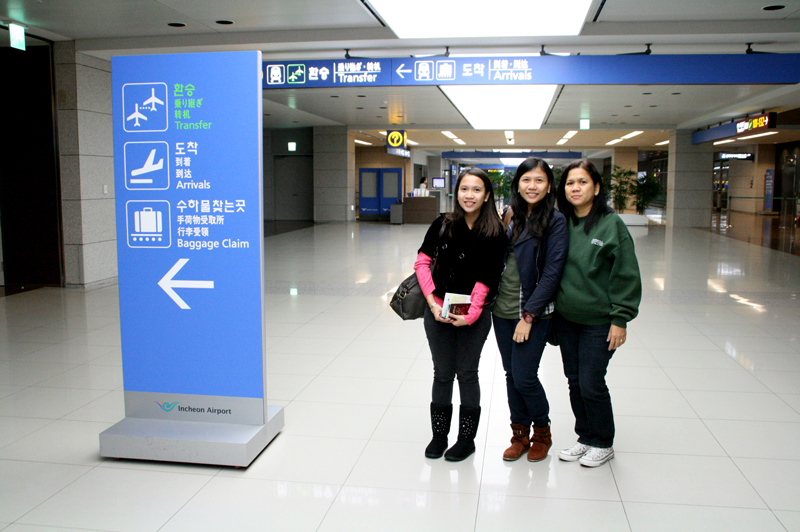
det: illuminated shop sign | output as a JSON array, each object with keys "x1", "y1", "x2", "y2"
[
  {"x1": 719, "y1": 152, "x2": 755, "y2": 161},
  {"x1": 736, "y1": 112, "x2": 776, "y2": 135}
]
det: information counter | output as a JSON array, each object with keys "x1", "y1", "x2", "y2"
[{"x1": 403, "y1": 197, "x2": 439, "y2": 224}]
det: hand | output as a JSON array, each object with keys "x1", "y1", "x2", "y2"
[
  {"x1": 432, "y1": 304, "x2": 454, "y2": 324},
  {"x1": 607, "y1": 324, "x2": 627, "y2": 350},
  {"x1": 450, "y1": 313, "x2": 469, "y2": 327},
  {"x1": 513, "y1": 320, "x2": 533, "y2": 343}
]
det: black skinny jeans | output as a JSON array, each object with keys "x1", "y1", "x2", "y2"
[{"x1": 423, "y1": 305, "x2": 492, "y2": 408}]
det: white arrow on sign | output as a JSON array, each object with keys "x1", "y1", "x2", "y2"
[
  {"x1": 395, "y1": 63, "x2": 412, "y2": 78},
  {"x1": 158, "y1": 258, "x2": 214, "y2": 309}
]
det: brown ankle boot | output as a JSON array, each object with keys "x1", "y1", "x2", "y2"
[
  {"x1": 527, "y1": 424, "x2": 552, "y2": 462},
  {"x1": 502, "y1": 423, "x2": 530, "y2": 461}
]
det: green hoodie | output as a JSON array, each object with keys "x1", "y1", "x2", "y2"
[{"x1": 555, "y1": 213, "x2": 641, "y2": 327}]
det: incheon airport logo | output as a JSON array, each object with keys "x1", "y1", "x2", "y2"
[{"x1": 155, "y1": 400, "x2": 179, "y2": 412}]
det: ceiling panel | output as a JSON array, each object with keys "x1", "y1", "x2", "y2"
[{"x1": 597, "y1": 0, "x2": 800, "y2": 22}]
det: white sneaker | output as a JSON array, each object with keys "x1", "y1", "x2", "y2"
[
  {"x1": 558, "y1": 442, "x2": 590, "y2": 462},
  {"x1": 578, "y1": 446, "x2": 614, "y2": 467}
]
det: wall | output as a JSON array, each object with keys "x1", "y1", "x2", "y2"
[
  {"x1": 313, "y1": 126, "x2": 356, "y2": 222},
  {"x1": 263, "y1": 127, "x2": 313, "y2": 221},
  {"x1": 355, "y1": 146, "x2": 414, "y2": 199},
  {"x1": 725, "y1": 145, "x2": 775, "y2": 214},
  {"x1": 55, "y1": 42, "x2": 117, "y2": 288},
  {"x1": 667, "y1": 129, "x2": 714, "y2": 227}
]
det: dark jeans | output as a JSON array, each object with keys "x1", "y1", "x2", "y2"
[
  {"x1": 423, "y1": 305, "x2": 492, "y2": 408},
  {"x1": 492, "y1": 315, "x2": 551, "y2": 427},
  {"x1": 555, "y1": 313, "x2": 616, "y2": 448}
]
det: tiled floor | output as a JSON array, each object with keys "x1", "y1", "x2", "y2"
[{"x1": 1, "y1": 222, "x2": 799, "y2": 531}]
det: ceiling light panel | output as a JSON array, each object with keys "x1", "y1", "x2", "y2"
[
  {"x1": 563, "y1": 131, "x2": 578, "y2": 139},
  {"x1": 369, "y1": 0, "x2": 593, "y2": 38},
  {"x1": 621, "y1": 131, "x2": 644, "y2": 139},
  {"x1": 442, "y1": 131, "x2": 458, "y2": 139},
  {"x1": 606, "y1": 139, "x2": 623, "y2": 145},
  {"x1": 440, "y1": 85, "x2": 558, "y2": 130}
]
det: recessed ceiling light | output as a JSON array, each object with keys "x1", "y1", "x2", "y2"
[
  {"x1": 738, "y1": 131, "x2": 779, "y2": 140},
  {"x1": 506, "y1": 138, "x2": 515, "y2": 145},
  {"x1": 642, "y1": 92, "x2": 652, "y2": 95},
  {"x1": 379, "y1": 131, "x2": 387, "y2": 135},
  {"x1": 606, "y1": 139, "x2": 623, "y2": 145},
  {"x1": 624, "y1": 105, "x2": 632, "y2": 108},
  {"x1": 356, "y1": 107, "x2": 364, "y2": 110},
  {"x1": 453, "y1": 139, "x2": 466, "y2": 145},
  {"x1": 504, "y1": 131, "x2": 514, "y2": 138},
  {"x1": 650, "y1": 105, "x2": 658, "y2": 108},
  {"x1": 580, "y1": 119, "x2": 590, "y2": 130},
  {"x1": 215, "y1": 20, "x2": 234, "y2": 25},
  {"x1": 655, "y1": 140, "x2": 669, "y2": 146},
  {"x1": 672, "y1": 92, "x2": 682, "y2": 95},
  {"x1": 564, "y1": 130, "x2": 578, "y2": 139},
  {"x1": 358, "y1": 95, "x2": 366, "y2": 98},
  {"x1": 557, "y1": 139, "x2": 569, "y2": 145},
  {"x1": 330, "y1": 95, "x2": 339, "y2": 98},
  {"x1": 380, "y1": 106, "x2": 388, "y2": 109},
  {"x1": 407, "y1": 139, "x2": 419, "y2": 146},
  {"x1": 168, "y1": 22, "x2": 186, "y2": 27},
  {"x1": 442, "y1": 131, "x2": 458, "y2": 139},
  {"x1": 354, "y1": 139, "x2": 372, "y2": 145},
  {"x1": 763, "y1": 5, "x2": 785, "y2": 10},
  {"x1": 714, "y1": 139, "x2": 736, "y2": 145},
  {"x1": 440, "y1": 85, "x2": 558, "y2": 129},
  {"x1": 621, "y1": 131, "x2": 643, "y2": 139},
  {"x1": 367, "y1": 0, "x2": 594, "y2": 38}
]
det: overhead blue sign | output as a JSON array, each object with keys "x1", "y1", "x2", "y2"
[
  {"x1": 262, "y1": 54, "x2": 800, "y2": 89},
  {"x1": 112, "y1": 51, "x2": 267, "y2": 424}
]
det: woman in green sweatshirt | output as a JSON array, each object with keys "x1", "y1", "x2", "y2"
[{"x1": 553, "y1": 160, "x2": 642, "y2": 468}]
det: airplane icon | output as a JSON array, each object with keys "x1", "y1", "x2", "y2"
[
  {"x1": 130, "y1": 149, "x2": 164, "y2": 183},
  {"x1": 126, "y1": 103, "x2": 147, "y2": 127},
  {"x1": 142, "y1": 88, "x2": 164, "y2": 111}
]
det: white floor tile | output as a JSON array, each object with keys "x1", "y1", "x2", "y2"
[
  {"x1": 606, "y1": 366, "x2": 676, "y2": 390},
  {"x1": 682, "y1": 390, "x2": 800, "y2": 421},
  {"x1": 780, "y1": 393, "x2": 800, "y2": 414},
  {"x1": 0, "y1": 387, "x2": 108, "y2": 419},
  {"x1": 17, "y1": 466, "x2": 213, "y2": 531},
  {"x1": 648, "y1": 349, "x2": 741, "y2": 369},
  {"x1": 266, "y1": 352, "x2": 335, "y2": 375},
  {"x1": 160, "y1": 477, "x2": 338, "y2": 532},
  {"x1": 613, "y1": 416, "x2": 726, "y2": 456},
  {"x1": 280, "y1": 401, "x2": 386, "y2": 440},
  {"x1": 217, "y1": 434, "x2": 367, "y2": 485},
  {"x1": 294, "y1": 375, "x2": 402, "y2": 406},
  {"x1": 345, "y1": 440, "x2": 484, "y2": 493},
  {"x1": 734, "y1": 457, "x2": 800, "y2": 511},
  {"x1": 36, "y1": 364, "x2": 122, "y2": 391},
  {"x1": 705, "y1": 419, "x2": 800, "y2": 459},
  {"x1": 0, "y1": 417, "x2": 54, "y2": 449},
  {"x1": 320, "y1": 355, "x2": 414, "y2": 380},
  {"x1": 661, "y1": 367, "x2": 770, "y2": 392},
  {"x1": 625, "y1": 503, "x2": 787, "y2": 532},
  {"x1": 775, "y1": 511, "x2": 800, "y2": 532},
  {"x1": 0, "y1": 420, "x2": 111, "y2": 466},
  {"x1": 475, "y1": 495, "x2": 629, "y2": 532},
  {"x1": 610, "y1": 388, "x2": 698, "y2": 418},
  {"x1": 611, "y1": 453, "x2": 765, "y2": 508},
  {"x1": 751, "y1": 370, "x2": 800, "y2": 394},
  {"x1": 320, "y1": 487, "x2": 479, "y2": 532},
  {"x1": 0, "y1": 460, "x2": 90, "y2": 522}
]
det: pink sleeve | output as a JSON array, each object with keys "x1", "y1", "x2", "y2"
[
  {"x1": 414, "y1": 252, "x2": 437, "y2": 297},
  {"x1": 463, "y1": 282, "x2": 490, "y2": 326}
]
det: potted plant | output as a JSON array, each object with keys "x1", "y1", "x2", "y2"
[{"x1": 609, "y1": 165, "x2": 636, "y2": 213}]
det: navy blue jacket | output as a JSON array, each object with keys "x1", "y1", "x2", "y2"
[{"x1": 505, "y1": 210, "x2": 569, "y2": 317}]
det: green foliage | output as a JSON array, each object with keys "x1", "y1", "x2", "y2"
[
  {"x1": 635, "y1": 173, "x2": 663, "y2": 214},
  {"x1": 609, "y1": 165, "x2": 637, "y2": 213},
  {"x1": 488, "y1": 169, "x2": 513, "y2": 205}
]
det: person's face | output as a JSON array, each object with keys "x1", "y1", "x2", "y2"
[
  {"x1": 518, "y1": 167, "x2": 550, "y2": 209},
  {"x1": 564, "y1": 167, "x2": 599, "y2": 211},
  {"x1": 458, "y1": 174, "x2": 489, "y2": 215}
]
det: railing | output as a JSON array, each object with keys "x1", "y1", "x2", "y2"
[{"x1": 726, "y1": 196, "x2": 799, "y2": 228}]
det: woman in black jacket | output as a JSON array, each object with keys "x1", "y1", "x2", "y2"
[
  {"x1": 492, "y1": 158, "x2": 569, "y2": 462},
  {"x1": 414, "y1": 168, "x2": 507, "y2": 462}
]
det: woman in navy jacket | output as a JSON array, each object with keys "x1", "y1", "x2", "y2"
[{"x1": 492, "y1": 157, "x2": 569, "y2": 462}]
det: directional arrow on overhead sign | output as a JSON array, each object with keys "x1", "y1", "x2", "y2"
[
  {"x1": 158, "y1": 258, "x2": 214, "y2": 309},
  {"x1": 395, "y1": 64, "x2": 412, "y2": 78}
]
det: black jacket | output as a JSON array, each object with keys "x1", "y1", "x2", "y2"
[
  {"x1": 419, "y1": 216, "x2": 508, "y2": 302},
  {"x1": 506, "y1": 210, "x2": 569, "y2": 317}
]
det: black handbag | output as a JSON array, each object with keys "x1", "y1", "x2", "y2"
[{"x1": 390, "y1": 222, "x2": 446, "y2": 320}]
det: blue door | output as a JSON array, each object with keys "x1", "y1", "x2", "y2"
[{"x1": 359, "y1": 168, "x2": 402, "y2": 220}]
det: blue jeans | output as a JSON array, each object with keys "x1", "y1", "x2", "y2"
[
  {"x1": 424, "y1": 305, "x2": 492, "y2": 408},
  {"x1": 492, "y1": 315, "x2": 551, "y2": 427},
  {"x1": 555, "y1": 313, "x2": 616, "y2": 448}
]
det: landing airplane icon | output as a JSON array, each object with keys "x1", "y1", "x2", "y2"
[
  {"x1": 130, "y1": 149, "x2": 164, "y2": 181},
  {"x1": 142, "y1": 88, "x2": 164, "y2": 111},
  {"x1": 126, "y1": 103, "x2": 147, "y2": 127}
]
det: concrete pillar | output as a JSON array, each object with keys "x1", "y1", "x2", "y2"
[
  {"x1": 667, "y1": 130, "x2": 714, "y2": 227},
  {"x1": 54, "y1": 41, "x2": 118, "y2": 288},
  {"x1": 313, "y1": 126, "x2": 356, "y2": 222}
]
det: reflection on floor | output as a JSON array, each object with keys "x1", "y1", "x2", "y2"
[
  {"x1": 711, "y1": 211, "x2": 800, "y2": 257},
  {"x1": 0, "y1": 222, "x2": 798, "y2": 531},
  {"x1": 263, "y1": 220, "x2": 315, "y2": 237}
]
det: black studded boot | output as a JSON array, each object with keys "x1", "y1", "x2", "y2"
[
  {"x1": 444, "y1": 406, "x2": 481, "y2": 462},
  {"x1": 425, "y1": 403, "x2": 453, "y2": 458}
]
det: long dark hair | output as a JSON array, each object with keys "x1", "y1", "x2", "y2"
[
  {"x1": 509, "y1": 157, "x2": 555, "y2": 244},
  {"x1": 445, "y1": 168, "x2": 503, "y2": 238},
  {"x1": 556, "y1": 159, "x2": 613, "y2": 234}
]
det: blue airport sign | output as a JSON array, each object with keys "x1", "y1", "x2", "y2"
[
  {"x1": 113, "y1": 52, "x2": 266, "y2": 423},
  {"x1": 262, "y1": 54, "x2": 800, "y2": 89}
]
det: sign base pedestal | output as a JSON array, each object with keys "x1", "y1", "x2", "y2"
[{"x1": 99, "y1": 405, "x2": 283, "y2": 467}]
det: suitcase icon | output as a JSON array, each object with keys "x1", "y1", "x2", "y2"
[{"x1": 134, "y1": 207, "x2": 162, "y2": 234}]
